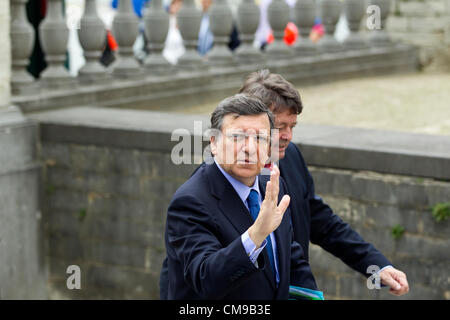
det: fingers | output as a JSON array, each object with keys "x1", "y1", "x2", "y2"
[
  {"x1": 277, "y1": 195, "x2": 290, "y2": 215},
  {"x1": 380, "y1": 268, "x2": 400, "y2": 291},
  {"x1": 383, "y1": 275, "x2": 401, "y2": 292},
  {"x1": 256, "y1": 165, "x2": 289, "y2": 238},
  {"x1": 391, "y1": 271, "x2": 409, "y2": 296},
  {"x1": 381, "y1": 268, "x2": 409, "y2": 296},
  {"x1": 398, "y1": 274, "x2": 409, "y2": 293},
  {"x1": 270, "y1": 164, "x2": 280, "y2": 200},
  {"x1": 265, "y1": 181, "x2": 272, "y2": 202},
  {"x1": 265, "y1": 164, "x2": 280, "y2": 203}
]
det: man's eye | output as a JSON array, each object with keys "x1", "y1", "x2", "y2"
[
  {"x1": 232, "y1": 134, "x2": 244, "y2": 140},
  {"x1": 256, "y1": 136, "x2": 269, "y2": 143}
]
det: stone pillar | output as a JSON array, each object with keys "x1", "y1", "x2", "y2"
[
  {"x1": 0, "y1": 0, "x2": 11, "y2": 110},
  {"x1": 78, "y1": 0, "x2": 110, "y2": 84},
  {"x1": 39, "y1": 0, "x2": 75, "y2": 90},
  {"x1": 266, "y1": 0, "x2": 293, "y2": 58},
  {"x1": 111, "y1": 0, "x2": 142, "y2": 78},
  {"x1": 207, "y1": 0, "x2": 234, "y2": 67},
  {"x1": 235, "y1": 0, "x2": 263, "y2": 64},
  {"x1": 10, "y1": 0, "x2": 37, "y2": 95},
  {"x1": 143, "y1": 0, "x2": 171, "y2": 75},
  {"x1": 177, "y1": 0, "x2": 205, "y2": 71},
  {"x1": 293, "y1": 0, "x2": 317, "y2": 56},
  {"x1": 318, "y1": 0, "x2": 343, "y2": 52},
  {"x1": 343, "y1": 0, "x2": 368, "y2": 50},
  {"x1": 368, "y1": 0, "x2": 392, "y2": 47},
  {"x1": 0, "y1": 0, "x2": 47, "y2": 299}
]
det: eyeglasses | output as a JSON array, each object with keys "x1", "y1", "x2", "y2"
[{"x1": 224, "y1": 132, "x2": 270, "y2": 145}]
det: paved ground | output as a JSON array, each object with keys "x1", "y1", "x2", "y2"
[{"x1": 178, "y1": 71, "x2": 450, "y2": 136}]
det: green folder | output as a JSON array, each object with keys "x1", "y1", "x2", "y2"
[{"x1": 289, "y1": 285, "x2": 325, "y2": 300}]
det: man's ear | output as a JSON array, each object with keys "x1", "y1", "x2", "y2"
[{"x1": 210, "y1": 135, "x2": 217, "y2": 156}]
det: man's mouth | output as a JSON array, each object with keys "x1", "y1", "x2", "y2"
[
  {"x1": 279, "y1": 141, "x2": 289, "y2": 151},
  {"x1": 237, "y1": 159, "x2": 257, "y2": 164}
]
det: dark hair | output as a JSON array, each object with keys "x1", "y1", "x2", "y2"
[
  {"x1": 239, "y1": 69, "x2": 303, "y2": 115},
  {"x1": 210, "y1": 93, "x2": 275, "y2": 131}
]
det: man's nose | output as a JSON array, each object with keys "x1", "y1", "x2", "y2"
[
  {"x1": 280, "y1": 128, "x2": 292, "y2": 141},
  {"x1": 244, "y1": 135, "x2": 258, "y2": 153}
]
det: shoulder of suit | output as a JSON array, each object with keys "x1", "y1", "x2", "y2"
[
  {"x1": 172, "y1": 163, "x2": 210, "y2": 199},
  {"x1": 286, "y1": 142, "x2": 309, "y2": 165},
  {"x1": 286, "y1": 142, "x2": 302, "y2": 157}
]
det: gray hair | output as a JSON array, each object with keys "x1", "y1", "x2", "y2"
[{"x1": 210, "y1": 93, "x2": 275, "y2": 131}]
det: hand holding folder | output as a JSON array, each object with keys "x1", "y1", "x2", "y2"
[{"x1": 289, "y1": 286, "x2": 325, "y2": 300}]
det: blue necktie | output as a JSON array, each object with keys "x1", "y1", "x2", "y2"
[{"x1": 247, "y1": 189, "x2": 276, "y2": 281}]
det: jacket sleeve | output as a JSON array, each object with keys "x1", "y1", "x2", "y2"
[
  {"x1": 289, "y1": 232, "x2": 318, "y2": 290},
  {"x1": 166, "y1": 194, "x2": 263, "y2": 299},
  {"x1": 294, "y1": 144, "x2": 392, "y2": 276},
  {"x1": 279, "y1": 177, "x2": 318, "y2": 290}
]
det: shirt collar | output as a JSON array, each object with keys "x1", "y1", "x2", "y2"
[{"x1": 214, "y1": 158, "x2": 261, "y2": 205}]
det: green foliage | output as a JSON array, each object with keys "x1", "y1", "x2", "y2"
[
  {"x1": 431, "y1": 202, "x2": 450, "y2": 223},
  {"x1": 46, "y1": 184, "x2": 55, "y2": 196},
  {"x1": 391, "y1": 225, "x2": 405, "y2": 240},
  {"x1": 415, "y1": 177, "x2": 424, "y2": 184},
  {"x1": 78, "y1": 208, "x2": 87, "y2": 221}
]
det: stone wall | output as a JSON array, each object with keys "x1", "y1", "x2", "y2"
[
  {"x1": 388, "y1": 0, "x2": 450, "y2": 71},
  {"x1": 309, "y1": 167, "x2": 450, "y2": 299},
  {"x1": 0, "y1": 0, "x2": 11, "y2": 107},
  {"x1": 41, "y1": 142, "x2": 197, "y2": 299},
  {"x1": 0, "y1": 0, "x2": 47, "y2": 299},
  {"x1": 31, "y1": 107, "x2": 206, "y2": 299},
  {"x1": 29, "y1": 107, "x2": 450, "y2": 300}
]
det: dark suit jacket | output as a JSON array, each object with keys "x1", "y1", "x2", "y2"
[
  {"x1": 278, "y1": 142, "x2": 391, "y2": 273},
  {"x1": 165, "y1": 162, "x2": 317, "y2": 300},
  {"x1": 160, "y1": 143, "x2": 391, "y2": 299}
]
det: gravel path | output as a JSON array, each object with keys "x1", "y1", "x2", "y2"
[{"x1": 178, "y1": 72, "x2": 450, "y2": 136}]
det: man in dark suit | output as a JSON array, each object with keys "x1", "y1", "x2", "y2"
[
  {"x1": 160, "y1": 71, "x2": 409, "y2": 299},
  {"x1": 165, "y1": 93, "x2": 317, "y2": 299},
  {"x1": 238, "y1": 70, "x2": 409, "y2": 296}
]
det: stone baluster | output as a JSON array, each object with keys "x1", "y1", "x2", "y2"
[
  {"x1": 10, "y1": 0, "x2": 37, "y2": 95},
  {"x1": 266, "y1": 0, "x2": 293, "y2": 59},
  {"x1": 177, "y1": 0, "x2": 205, "y2": 71},
  {"x1": 235, "y1": 0, "x2": 263, "y2": 64},
  {"x1": 78, "y1": 0, "x2": 110, "y2": 83},
  {"x1": 207, "y1": 0, "x2": 234, "y2": 67},
  {"x1": 143, "y1": 0, "x2": 171, "y2": 75},
  {"x1": 318, "y1": 0, "x2": 343, "y2": 52},
  {"x1": 368, "y1": 0, "x2": 392, "y2": 47},
  {"x1": 343, "y1": 0, "x2": 368, "y2": 50},
  {"x1": 111, "y1": 0, "x2": 142, "y2": 78},
  {"x1": 39, "y1": 0, "x2": 75, "y2": 90},
  {"x1": 293, "y1": 0, "x2": 317, "y2": 56}
]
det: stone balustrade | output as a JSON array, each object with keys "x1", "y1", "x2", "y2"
[{"x1": 9, "y1": 0, "x2": 403, "y2": 100}]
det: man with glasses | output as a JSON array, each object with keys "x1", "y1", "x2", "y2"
[{"x1": 164, "y1": 93, "x2": 317, "y2": 299}]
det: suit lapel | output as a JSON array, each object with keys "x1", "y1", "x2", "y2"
[{"x1": 206, "y1": 163, "x2": 254, "y2": 236}]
